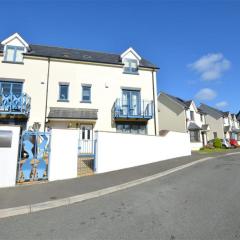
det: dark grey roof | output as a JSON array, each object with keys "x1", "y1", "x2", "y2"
[
  {"x1": 184, "y1": 100, "x2": 192, "y2": 108},
  {"x1": 198, "y1": 104, "x2": 224, "y2": 119},
  {"x1": 223, "y1": 111, "x2": 230, "y2": 117},
  {"x1": 48, "y1": 107, "x2": 98, "y2": 120},
  {"x1": 160, "y1": 92, "x2": 190, "y2": 109},
  {"x1": 197, "y1": 108, "x2": 206, "y2": 115},
  {"x1": 0, "y1": 43, "x2": 158, "y2": 69},
  {"x1": 188, "y1": 122, "x2": 202, "y2": 131}
]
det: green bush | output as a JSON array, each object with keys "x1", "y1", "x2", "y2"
[{"x1": 213, "y1": 138, "x2": 222, "y2": 148}]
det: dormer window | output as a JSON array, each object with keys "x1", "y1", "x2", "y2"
[
  {"x1": 123, "y1": 59, "x2": 138, "y2": 74},
  {"x1": 121, "y1": 47, "x2": 141, "y2": 75},
  {"x1": 4, "y1": 45, "x2": 25, "y2": 63}
]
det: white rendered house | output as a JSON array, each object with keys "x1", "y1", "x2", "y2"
[{"x1": 0, "y1": 33, "x2": 159, "y2": 138}]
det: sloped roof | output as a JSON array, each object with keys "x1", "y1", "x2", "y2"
[
  {"x1": 188, "y1": 122, "x2": 202, "y2": 131},
  {"x1": 198, "y1": 104, "x2": 224, "y2": 119},
  {"x1": 160, "y1": 92, "x2": 190, "y2": 109},
  {"x1": 0, "y1": 43, "x2": 158, "y2": 69},
  {"x1": 48, "y1": 107, "x2": 98, "y2": 120}
]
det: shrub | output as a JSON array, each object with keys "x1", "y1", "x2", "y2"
[{"x1": 213, "y1": 138, "x2": 222, "y2": 148}]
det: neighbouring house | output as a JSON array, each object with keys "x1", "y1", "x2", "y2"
[
  {"x1": 198, "y1": 104, "x2": 240, "y2": 141},
  {"x1": 230, "y1": 113, "x2": 240, "y2": 141},
  {"x1": 198, "y1": 104, "x2": 225, "y2": 140},
  {"x1": 157, "y1": 92, "x2": 210, "y2": 150},
  {"x1": 0, "y1": 33, "x2": 159, "y2": 137}
]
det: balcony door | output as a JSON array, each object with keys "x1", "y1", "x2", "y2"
[
  {"x1": 122, "y1": 90, "x2": 140, "y2": 116},
  {"x1": 0, "y1": 81, "x2": 23, "y2": 111},
  {"x1": 0, "y1": 81, "x2": 23, "y2": 98}
]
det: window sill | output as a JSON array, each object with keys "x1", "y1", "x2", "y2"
[
  {"x1": 123, "y1": 71, "x2": 139, "y2": 75},
  {"x1": 80, "y1": 100, "x2": 92, "y2": 104},
  {"x1": 57, "y1": 99, "x2": 69, "y2": 102},
  {"x1": 2, "y1": 61, "x2": 24, "y2": 65}
]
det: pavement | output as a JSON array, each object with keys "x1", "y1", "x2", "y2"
[
  {"x1": 0, "y1": 149, "x2": 239, "y2": 217},
  {"x1": 1, "y1": 151, "x2": 240, "y2": 240}
]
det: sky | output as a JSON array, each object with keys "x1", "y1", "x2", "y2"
[{"x1": 1, "y1": 0, "x2": 239, "y2": 113}]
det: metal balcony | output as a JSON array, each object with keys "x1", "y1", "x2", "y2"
[
  {"x1": 114, "y1": 98, "x2": 153, "y2": 120},
  {"x1": 0, "y1": 92, "x2": 31, "y2": 117}
]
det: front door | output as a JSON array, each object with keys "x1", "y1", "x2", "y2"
[
  {"x1": 122, "y1": 90, "x2": 140, "y2": 116},
  {"x1": 78, "y1": 124, "x2": 93, "y2": 156}
]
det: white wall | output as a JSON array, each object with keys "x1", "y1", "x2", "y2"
[
  {"x1": 46, "y1": 60, "x2": 157, "y2": 135},
  {"x1": 95, "y1": 131, "x2": 191, "y2": 174},
  {"x1": 48, "y1": 128, "x2": 79, "y2": 181},
  {"x1": 0, "y1": 126, "x2": 20, "y2": 188}
]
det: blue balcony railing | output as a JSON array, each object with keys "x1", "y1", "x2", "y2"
[
  {"x1": 0, "y1": 92, "x2": 31, "y2": 116},
  {"x1": 114, "y1": 98, "x2": 153, "y2": 119}
]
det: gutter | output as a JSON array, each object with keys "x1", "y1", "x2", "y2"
[
  {"x1": 152, "y1": 71, "x2": 157, "y2": 136},
  {"x1": 43, "y1": 58, "x2": 50, "y2": 130}
]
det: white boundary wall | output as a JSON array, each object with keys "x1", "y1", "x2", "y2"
[
  {"x1": 0, "y1": 125, "x2": 20, "y2": 188},
  {"x1": 49, "y1": 129, "x2": 79, "y2": 181},
  {"x1": 95, "y1": 131, "x2": 191, "y2": 173}
]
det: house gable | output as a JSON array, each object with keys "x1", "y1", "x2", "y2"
[{"x1": 1, "y1": 33, "x2": 29, "y2": 50}]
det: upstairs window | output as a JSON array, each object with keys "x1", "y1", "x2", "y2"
[
  {"x1": 4, "y1": 45, "x2": 25, "y2": 63},
  {"x1": 190, "y1": 111, "x2": 195, "y2": 121},
  {"x1": 58, "y1": 84, "x2": 69, "y2": 101},
  {"x1": 123, "y1": 59, "x2": 138, "y2": 74},
  {"x1": 200, "y1": 114, "x2": 203, "y2": 122},
  {"x1": 81, "y1": 85, "x2": 91, "y2": 102}
]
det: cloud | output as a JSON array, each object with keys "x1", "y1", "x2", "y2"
[
  {"x1": 215, "y1": 101, "x2": 228, "y2": 109},
  {"x1": 195, "y1": 88, "x2": 217, "y2": 101},
  {"x1": 188, "y1": 53, "x2": 231, "y2": 81}
]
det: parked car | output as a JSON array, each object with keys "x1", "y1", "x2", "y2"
[
  {"x1": 208, "y1": 139, "x2": 231, "y2": 149},
  {"x1": 230, "y1": 139, "x2": 240, "y2": 148}
]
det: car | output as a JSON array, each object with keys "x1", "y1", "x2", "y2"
[
  {"x1": 230, "y1": 139, "x2": 240, "y2": 148},
  {"x1": 207, "y1": 138, "x2": 231, "y2": 148}
]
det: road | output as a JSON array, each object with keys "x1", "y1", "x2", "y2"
[{"x1": 1, "y1": 153, "x2": 240, "y2": 240}]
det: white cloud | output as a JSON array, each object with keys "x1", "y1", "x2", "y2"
[
  {"x1": 215, "y1": 101, "x2": 228, "y2": 109},
  {"x1": 195, "y1": 88, "x2": 217, "y2": 101},
  {"x1": 188, "y1": 53, "x2": 231, "y2": 81}
]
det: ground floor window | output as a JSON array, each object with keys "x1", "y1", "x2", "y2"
[
  {"x1": 116, "y1": 122, "x2": 147, "y2": 135},
  {"x1": 190, "y1": 130, "x2": 200, "y2": 142},
  {"x1": 213, "y1": 132, "x2": 218, "y2": 139}
]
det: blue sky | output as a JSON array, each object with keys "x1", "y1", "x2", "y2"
[{"x1": 1, "y1": 0, "x2": 239, "y2": 113}]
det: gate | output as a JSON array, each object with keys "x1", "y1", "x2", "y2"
[
  {"x1": 78, "y1": 139, "x2": 96, "y2": 177},
  {"x1": 17, "y1": 130, "x2": 51, "y2": 183}
]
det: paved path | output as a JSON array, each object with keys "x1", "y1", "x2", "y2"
[
  {"x1": 0, "y1": 150, "x2": 239, "y2": 210},
  {"x1": 1, "y1": 152, "x2": 240, "y2": 239}
]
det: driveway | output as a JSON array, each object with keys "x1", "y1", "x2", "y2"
[{"x1": 1, "y1": 153, "x2": 240, "y2": 240}]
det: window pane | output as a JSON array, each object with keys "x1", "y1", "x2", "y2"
[
  {"x1": 1, "y1": 83, "x2": 11, "y2": 96},
  {"x1": 124, "y1": 59, "x2": 138, "y2": 73},
  {"x1": 59, "y1": 85, "x2": 68, "y2": 100},
  {"x1": 139, "y1": 125, "x2": 146, "y2": 135},
  {"x1": 12, "y1": 83, "x2": 23, "y2": 97},
  {"x1": 82, "y1": 86, "x2": 91, "y2": 101},
  {"x1": 131, "y1": 125, "x2": 138, "y2": 134},
  {"x1": 5, "y1": 47, "x2": 15, "y2": 62},
  {"x1": 15, "y1": 48, "x2": 24, "y2": 62}
]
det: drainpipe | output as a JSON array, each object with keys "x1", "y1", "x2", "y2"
[
  {"x1": 44, "y1": 58, "x2": 50, "y2": 131},
  {"x1": 151, "y1": 70, "x2": 157, "y2": 136}
]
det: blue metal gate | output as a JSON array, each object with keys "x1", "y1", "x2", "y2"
[{"x1": 17, "y1": 131, "x2": 51, "y2": 183}]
